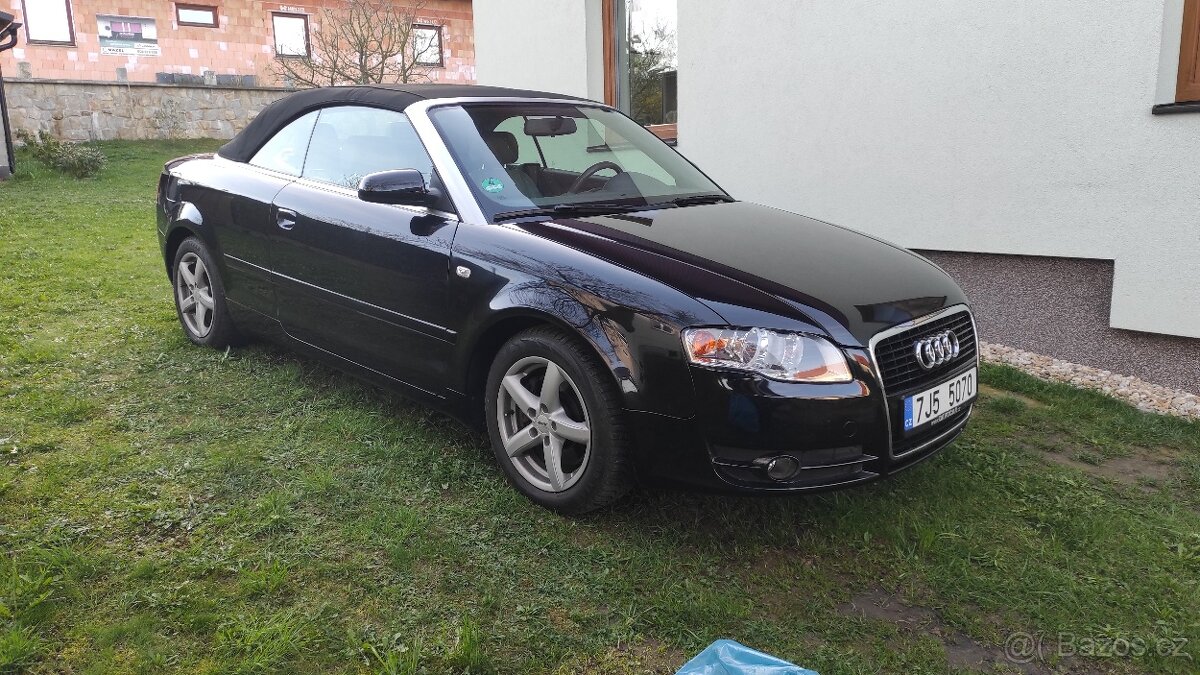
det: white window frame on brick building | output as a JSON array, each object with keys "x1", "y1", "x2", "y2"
[
  {"x1": 21, "y1": 0, "x2": 75, "y2": 46},
  {"x1": 272, "y1": 12, "x2": 310, "y2": 58}
]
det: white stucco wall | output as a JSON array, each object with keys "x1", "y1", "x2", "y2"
[
  {"x1": 473, "y1": 0, "x2": 605, "y2": 101},
  {"x1": 678, "y1": 1, "x2": 1200, "y2": 338}
]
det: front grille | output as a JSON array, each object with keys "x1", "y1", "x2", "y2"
[
  {"x1": 871, "y1": 307, "x2": 978, "y2": 457},
  {"x1": 873, "y1": 309, "x2": 977, "y2": 395}
]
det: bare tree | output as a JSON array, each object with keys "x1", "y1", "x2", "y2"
[{"x1": 272, "y1": 0, "x2": 442, "y2": 87}]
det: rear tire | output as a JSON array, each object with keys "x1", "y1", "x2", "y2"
[
  {"x1": 485, "y1": 327, "x2": 634, "y2": 514},
  {"x1": 172, "y1": 237, "x2": 240, "y2": 348}
]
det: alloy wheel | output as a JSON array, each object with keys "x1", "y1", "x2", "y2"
[
  {"x1": 175, "y1": 252, "x2": 215, "y2": 338},
  {"x1": 496, "y1": 355, "x2": 592, "y2": 493}
]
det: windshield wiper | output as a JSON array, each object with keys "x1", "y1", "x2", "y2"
[
  {"x1": 494, "y1": 202, "x2": 647, "y2": 222},
  {"x1": 662, "y1": 194, "x2": 736, "y2": 208},
  {"x1": 494, "y1": 195, "x2": 735, "y2": 222}
]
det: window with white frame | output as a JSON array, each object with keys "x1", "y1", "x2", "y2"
[
  {"x1": 21, "y1": 0, "x2": 75, "y2": 45},
  {"x1": 272, "y1": 13, "x2": 309, "y2": 57},
  {"x1": 413, "y1": 24, "x2": 443, "y2": 67}
]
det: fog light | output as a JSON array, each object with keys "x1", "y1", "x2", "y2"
[{"x1": 755, "y1": 455, "x2": 801, "y2": 481}]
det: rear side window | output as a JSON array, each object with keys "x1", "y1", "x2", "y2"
[
  {"x1": 302, "y1": 106, "x2": 435, "y2": 189},
  {"x1": 248, "y1": 111, "x2": 319, "y2": 176}
]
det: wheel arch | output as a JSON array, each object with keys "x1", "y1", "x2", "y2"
[
  {"x1": 162, "y1": 202, "x2": 215, "y2": 277},
  {"x1": 163, "y1": 225, "x2": 195, "y2": 277},
  {"x1": 459, "y1": 308, "x2": 631, "y2": 428}
]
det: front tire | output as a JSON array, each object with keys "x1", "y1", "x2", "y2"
[
  {"x1": 172, "y1": 237, "x2": 240, "y2": 348},
  {"x1": 485, "y1": 327, "x2": 634, "y2": 514}
]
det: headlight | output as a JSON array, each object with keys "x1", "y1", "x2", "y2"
[{"x1": 682, "y1": 327, "x2": 853, "y2": 383}]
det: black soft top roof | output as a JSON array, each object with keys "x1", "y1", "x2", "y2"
[{"x1": 217, "y1": 84, "x2": 588, "y2": 163}]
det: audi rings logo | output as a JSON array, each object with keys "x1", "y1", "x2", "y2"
[{"x1": 913, "y1": 330, "x2": 961, "y2": 370}]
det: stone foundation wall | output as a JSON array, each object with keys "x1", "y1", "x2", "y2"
[{"x1": 2, "y1": 79, "x2": 292, "y2": 142}]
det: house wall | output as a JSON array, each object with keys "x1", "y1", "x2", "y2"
[
  {"x1": 918, "y1": 251, "x2": 1199, "y2": 394},
  {"x1": 474, "y1": 0, "x2": 605, "y2": 101},
  {"x1": 1, "y1": 0, "x2": 474, "y2": 85},
  {"x1": 678, "y1": 0, "x2": 1200, "y2": 340}
]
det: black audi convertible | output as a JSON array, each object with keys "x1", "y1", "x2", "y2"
[{"x1": 156, "y1": 84, "x2": 978, "y2": 513}]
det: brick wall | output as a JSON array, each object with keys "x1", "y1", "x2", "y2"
[
  {"x1": 5, "y1": 78, "x2": 290, "y2": 141},
  {"x1": 0, "y1": 0, "x2": 474, "y2": 85}
]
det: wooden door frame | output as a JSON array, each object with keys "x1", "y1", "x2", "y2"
[
  {"x1": 1178, "y1": 0, "x2": 1200, "y2": 101},
  {"x1": 602, "y1": 0, "x2": 618, "y2": 106},
  {"x1": 600, "y1": 0, "x2": 677, "y2": 142}
]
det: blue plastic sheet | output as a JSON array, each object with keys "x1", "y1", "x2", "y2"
[{"x1": 675, "y1": 639, "x2": 819, "y2": 675}]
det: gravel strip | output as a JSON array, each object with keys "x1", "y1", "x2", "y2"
[{"x1": 981, "y1": 341, "x2": 1200, "y2": 422}]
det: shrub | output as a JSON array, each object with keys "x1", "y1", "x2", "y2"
[
  {"x1": 14, "y1": 129, "x2": 60, "y2": 164},
  {"x1": 50, "y1": 143, "x2": 108, "y2": 179},
  {"x1": 14, "y1": 130, "x2": 107, "y2": 179}
]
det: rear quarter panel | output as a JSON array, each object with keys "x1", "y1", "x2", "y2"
[{"x1": 161, "y1": 157, "x2": 291, "y2": 313}]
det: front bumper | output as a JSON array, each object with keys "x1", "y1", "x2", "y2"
[{"x1": 628, "y1": 347, "x2": 976, "y2": 493}]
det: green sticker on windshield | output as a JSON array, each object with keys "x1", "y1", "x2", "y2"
[{"x1": 481, "y1": 177, "x2": 504, "y2": 194}]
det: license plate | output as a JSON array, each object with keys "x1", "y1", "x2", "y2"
[{"x1": 903, "y1": 367, "x2": 977, "y2": 433}]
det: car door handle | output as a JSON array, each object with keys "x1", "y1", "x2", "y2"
[{"x1": 276, "y1": 208, "x2": 298, "y2": 231}]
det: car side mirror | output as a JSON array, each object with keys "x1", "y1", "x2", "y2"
[{"x1": 358, "y1": 169, "x2": 441, "y2": 207}]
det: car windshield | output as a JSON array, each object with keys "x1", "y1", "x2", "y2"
[{"x1": 428, "y1": 102, "x2": 727, "y2": 221}]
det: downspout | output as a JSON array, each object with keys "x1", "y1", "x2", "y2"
[
  {"x1": 0, "y1": 11, "x2": 20, "y2": 180},
  {"x1": 0, "y1": 62, "x2": 14, "y2": 180}
]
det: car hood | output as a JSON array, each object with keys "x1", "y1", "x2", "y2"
[{"x1": 515, "y1": 201, "x2": 968, "y2": 347}]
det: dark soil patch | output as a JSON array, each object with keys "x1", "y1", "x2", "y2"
[
  {"x1": 1040, "y1": 446, "x2": 1179, "y2": 490},
  {"x1": 837, "y1": 589, "x2": 1046, "y2": 674}
]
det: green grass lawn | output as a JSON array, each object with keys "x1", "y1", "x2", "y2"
[{"x1": 2, "y1": 141, "x2": 1199, "y2": 675}]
